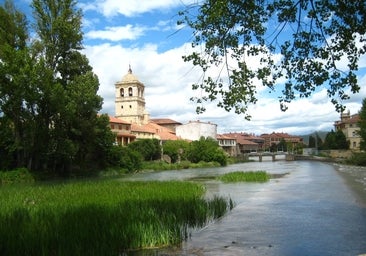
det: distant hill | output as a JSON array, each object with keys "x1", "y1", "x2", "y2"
[{"x1": 300, "y1": 131, "x2": 329, "y2": 146}]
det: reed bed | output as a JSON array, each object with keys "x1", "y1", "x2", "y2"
[
  {"x1": 218, "y1": 171, "x2": 270, "y2": 183},
  {"x1": 0, "y1": 180, "x2": 231, "y2": 255}
]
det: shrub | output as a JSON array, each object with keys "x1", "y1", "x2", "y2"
[
  {"x1": 346, "y1": 152, "x2": 366, "y2": 166},
  {"x1": 0, "y1": 168, "x2": 35, "y2": 184}
]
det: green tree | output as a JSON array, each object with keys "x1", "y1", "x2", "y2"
[
  {"x1": 358, "y1": 98, "x2": 366, "y2": 151},
  {"x1": 162, "y1": 140, "x2": 190, "y2": 163},
  {"x1": 0, "y1": 0, "x2": 33, "y2": 169},
  {"x1": 322, "y1": 130, "x2": 349, "y2": 150},
  {"x1": 308, "y1": 133, "x2": 323, "y2": 148},
  {"x1": 179, "y1": 1, "x2": 365, "y2": 119},
  {"x1": 30, "y1": 0, "x2": 106, "y2": 174},
  {"x1": 187, "y1": 137, "x2": 227, "y2": 166},
  {"x1": 108, "y1": 146, "x2": 142, "y2": 173},
  {"x1": 0, "y1": 0, "x2": 114, "y2": 174},
  {"x1": 127, "y1": 139, "x2": 161, "y2": 161}
]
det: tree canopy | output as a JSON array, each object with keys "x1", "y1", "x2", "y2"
[
  {"x1": 358, "y1": 98, "x2": 366, "y2": 151},
  {"x1": 0, "y1": 0, "x2": 115, "y2": 174},
  {"x1": 179, "y1": 0, "x2": 365, "y2": 119}
]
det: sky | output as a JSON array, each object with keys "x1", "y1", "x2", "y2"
[{"x1": 14, "y1": 0, "x2": 366, "y2": 135}]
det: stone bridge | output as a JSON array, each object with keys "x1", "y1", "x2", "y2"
[{"x1": 245, "y1": 152, "x2": 295, "y2": 162}]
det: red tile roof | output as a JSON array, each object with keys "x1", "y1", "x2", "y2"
[
  {"x1": 109, "y1": 116, "x2": 131, "y2": 124},
  {"x1": 131, "y1": 122, "x2": 181, "y2": 140},
  {"x1": 150, "y1": 118, "x2": 182, "y2": 125}
]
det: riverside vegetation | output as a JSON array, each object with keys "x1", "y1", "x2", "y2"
[
  {"x1": 218, "y1": 171, "x2": 270, "y2": 183},
  {"x1": 0, "y1": 179, "x2": 233, "y2": 255}
]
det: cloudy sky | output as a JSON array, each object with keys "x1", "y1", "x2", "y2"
[{"x1": 17, "y1": 0, "x2": 366, "y2": 135}]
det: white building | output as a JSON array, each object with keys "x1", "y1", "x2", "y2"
[{"x1": 176, "y1": 120, "x2": 217, "y2": 141}]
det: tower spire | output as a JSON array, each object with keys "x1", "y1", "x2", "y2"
[{"x1": 128, "y1": 64, "x2": 132, "y2": 74}]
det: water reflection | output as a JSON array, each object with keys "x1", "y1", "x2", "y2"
[{"x1": 121, "y1": 161, "x2": 366, "y2": 256}]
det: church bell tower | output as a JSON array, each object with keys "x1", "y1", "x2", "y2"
[{"x1": 115, "y1": 66, "x2": 148, "y2": 124}]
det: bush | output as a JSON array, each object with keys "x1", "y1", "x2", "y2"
[
  {"x1": 0, "y1": 168, "x2": 35, "y2": 184},
  {"x1": 346, "y1": 152, "x2": 366, "y2": 166},
  {"x1": 106, "y1": 146, "x2": 143, "y2": 173},
  {"x1": 186, "y1": 137, "x2": 228, "y2": 166}
]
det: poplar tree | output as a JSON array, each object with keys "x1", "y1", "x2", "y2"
[
  {"x1": 31, "y1": 0, "x2": 107, "y2": 173},
  {"x1": 0, "y1": 0, "x2": 32, "y2": 169}
]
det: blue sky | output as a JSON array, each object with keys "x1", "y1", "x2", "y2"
[{"x1": 13, "y1": 0, "x2": 366, "y2": 135}]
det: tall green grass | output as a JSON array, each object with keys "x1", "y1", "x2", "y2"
[
  {"x1": 0, "y1": 180, "x2": 231, "y2": 255},
  {"x1": 218, "y1": 171, "x2": 270, "y2": 183}
]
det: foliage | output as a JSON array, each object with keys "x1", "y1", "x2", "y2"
[
  {"x1": 106, "y1": 146, "x2": 142, "y2": 173},
  {"x1": 127, "y1": 139, "x2": 161, "y2": 161},
  {"x1": 0, "y1": 180, "x2": 232, "y2": 254},
  {"x1": 141, "y1": 159, "x2": 221, "y2": 171},
  {"x1": 277, "y1": 139, "x2": 287, "y2": 151},
  {"x1": 308, "y1": 134, "x2": 323, "y2": 148},
  {"x1": 218, "y1": 171, "x2": 269, "y2": 183},
  {"x1": 358, "y1": 98, "x2": 366, "y2": 151},
  {"x1": 186, "y1": 137, "x2": 228, "y2": 166},
  {"x1": 346, "y1": 152, "x2": 366, "y2": 166},
  {"x1": 0, "y1": 168, "x2": 35, "y2": 184},
  {"x1": 322, "y1": 129, "x2": 349, "y2": 150},
  {"x1": 162, "y1": 140, "x2": 190, "y2": 163},
  {"x1": 0, "y1": 0, "x2": 115, "y2": 175},
  {"x1": 179, "y1": 1, "x2": 365, "y2": 118}
]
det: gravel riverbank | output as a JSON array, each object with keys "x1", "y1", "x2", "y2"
[{"x1": 334, "y1": 163, "x2": 366, "y2": 207}]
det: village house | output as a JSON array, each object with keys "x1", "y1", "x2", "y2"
[
  {"x1": 334, "y1": 110, "x2": 361, "y2": 150},
  {"x1": 108, "y1": 116, "x2": 136, "y2": 146},
  {"x1": 260, "y1": 132, "x2": 303, "y2": 151},
  {"x1": 217, "y1": 134, "x2": 237, "y2": 156},
  {"x1": 176, "y1": 120, "x2": 217, "y2": 141}
]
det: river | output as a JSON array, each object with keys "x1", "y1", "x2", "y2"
[{"x1": 121, "y1": 160, "x2": 366, "y2": 256}]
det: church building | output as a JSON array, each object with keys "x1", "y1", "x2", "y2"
[
  {"x1": 111, "y1": 66, "x2": 181, "y2": 143},
  {"x1": 115, "y1": 65, "x2": 150, "y2": 125}
]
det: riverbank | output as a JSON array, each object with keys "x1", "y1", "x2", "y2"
[{"x1": 333, "y1": 163, "x2": 366, "y2": 207}]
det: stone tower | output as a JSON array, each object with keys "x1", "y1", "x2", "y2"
[{"x1": 115, "y1": 66, "x2": 149, "y2": 124}]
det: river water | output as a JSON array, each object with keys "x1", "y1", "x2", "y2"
[{"x1": 121, "y1": 160, "x2": 366, "y2": 256}]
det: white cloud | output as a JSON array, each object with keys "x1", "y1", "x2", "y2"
[
  {"x1": 85, "y1": 25, "x2": 146, "y2": 41},
  {"x1": 91, "y1": 0, "x2": 196, "y2": 17},
  {"x1": 83, "y1": 41, "x2": 365, "y2": 137}
]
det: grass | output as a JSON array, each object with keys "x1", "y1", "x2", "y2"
[
  {"x1": 218, "y1": 171, "x2": 270, "y2": 183},
  {"x1": 141, "y1": 160, "x2": 221, "y2": 171},
  {"x1": 0, "y1": 180, "x2": 232, "y2": 255}
]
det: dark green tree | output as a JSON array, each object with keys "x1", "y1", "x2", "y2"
[
  {"x1": 186, "y1": 137, "x2": 227, "y2": 166},
  {"x1": 108, "y1": 146, "x2": 142, "y2": 173},
  {"x1": 162, "y1": 140, "x2": 190, "y2": 163},
  {"x1": 179, "y1": 1, "x2": 365, "y2": 119},
  {"x1": 127, "y1": 139, "x2": 161, "y2": 161},
  {"x1": 277, "y1": 139, "x2": 287, "y2": 152},
  {"x1": 358, "y1": 98, "x2": 366, "y2": 151},
  {"x1": 0, "y1": 0, "x2": 114, "y2": 174},
  {"x1": 308, "y1": 133, "x2": 323, "y2": 148},
  {"x1": 0, "y1": 0, "x2": 33, "y2": 169},
  {"x1": 322, "y1": 130, "x2": 349, "y2": 150},
  {"x1": 30, "y1": 0, "x2": 106, "y2": 174}
]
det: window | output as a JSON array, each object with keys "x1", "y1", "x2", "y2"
[
  {"x1": 120, "y1": 88, "x2": 124, "y2": 97},
  {"x1": 128, "y1": 87, "x2": 133, "y2": 96}
]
